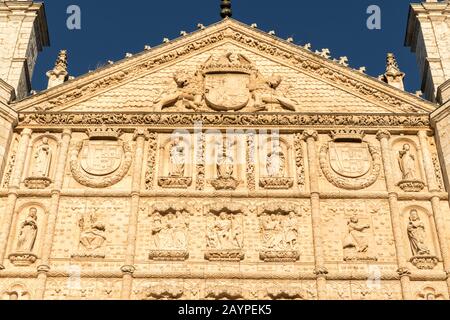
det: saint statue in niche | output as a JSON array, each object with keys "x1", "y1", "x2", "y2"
[
  {"x1": 16, "y1": 207, "x2": 38, "y2": 253},
  {"x1": 31, "y1": 138, "x2": 52, "y2": 177},
  {"x1": 343, "y1": 216, "x2": 370, "y2": 254},
  {"x1": 168, "y1": 137, "x2": 186, "y2": 177},
  {"x1": 398, "y1": 144, "x2": 417, "y2": 180},
  {"x1": 217, "y1": 151, "x2": 234, "y2": 179},
  {"x1": 407, "y1": 209, "x2": 430, "y2": 256},
  {"x1": 207, "y1": 212, "x2": 242, "y2": 250},
  {"x1": 266, "y1": 144, "x2": 286, "y2": 177},
  {"x1": 78, "y1": 210, "x2": 106, "y2": 251}
]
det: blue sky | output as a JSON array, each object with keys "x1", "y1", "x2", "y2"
[{"x1": 33, "y1": 0, "x2": 422, "y2": 93}]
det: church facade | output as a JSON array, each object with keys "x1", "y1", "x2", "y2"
[{"x1": 0, "y1": 0, "x2": 450, "y2": 300}]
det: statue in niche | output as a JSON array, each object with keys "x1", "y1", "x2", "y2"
[
  {"x1": 31, "y1": 138, "x2": 52, "y2": 177},
  {"x1": 217, "y1": 151, "x2": 234, "y2": 179},
  {"x1": 207, "y1": 212, "x2": 242, "y2": 250},
  {"x1": 168, "y1": 137, "x2": 186, "y2": 177},
  {"x1": 78, "y1": 210, "x2": 106, "y2": 252},
  {"x1": 151, "y1": 211, "x2": 188, "y2": 250},
  {"x1": 398, "y1": 144, "x2": 417, "y2": 180},
  {"x1": 407, "y1": 210, "x2": 430, "y2": 256},
  {"x1": 248, "y1": 73, "x2": 298, "y2": 112},
  {"x1": 154, "y1": 70, "x2": 204, "y2": 111},
  {"x1": 16, "y1": 207, "x2": 38, "y2": 253},
  {"x1": 266, "y1": 144, "x2": 286, "y2": 177},
  {"x1": 343, "y1": 216, "x2": 370, "y2": 254}
]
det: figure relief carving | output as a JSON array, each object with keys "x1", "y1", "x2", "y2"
[
  {"x1": 8, "y1": 207, "x2": 39, "y2": 266},
  {"x1": 152, "y1": 52, "x2": 299, "y2": 113},
  {"x1": 148, "y1": 204, "x2": 190, "y2": 261},
  {"x1": 259, "y1": 204, "x2": 300, "y2": 262},
  {"x1": 72, "y1": 209, "x2": 107, "y2": 259},
  {"x1": 259, "y1": 140, "x2": 294, "y2": 189},
  {"x1": 2, "y1": 284, "x2": 30, "y2": 300},
  {"x1": 70, "y1": 127, "x2": 133, "y2": 188},
  {"x1": 396, "y1": 144, "x2": 425, "y2": 192},
  {"x1": 205, "y1": 206, "x2": 244, "y2": 261},
  {"x1": 24, "y1": 138, "x2": 53, "y2": 189},
  {"x1": 342, "y1": 216, "x2": 377, "y2": 262},
  {"x1": 158, "y1": 136, "x2": 192, "y2": 189},
  {"x1": 320, "y1": 129, "x2": 381, "y2": 190},
  {"x1": 417, "y1": 287, "x2": 444, "y2": 300},
  {"x1": 407, "y1": 209, "x2": 438, "y2": 270},
  {"x1": 210, "y1": 138, "x2": 240, "y2": 190}
]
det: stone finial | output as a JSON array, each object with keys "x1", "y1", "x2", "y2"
[
  {"x1": 303, "y1": 43, "x2": 312, "y2": 50},
  {"x1": 220, "y1": 0, "x2": 232, "y2": 18},
  {"x1": 144, "y1": 45, "x2": 152, "y2": 50},
  {"x1": 315, "y1": 49, "x2": 331, "y2": 59},
  {"x1": 268, "y1": 30, "x2": 276, "y2": 36},
  {"x1": 286, "y1": 37, "x2": 294, "y2": 43},
  {"x1": 197, "y1": 23, "x2": 205, "y2": 30},
  {"x1": 358, "y1": 66, "x2": 366, "y2": 73},
  {"x1": 180, "y1": 31, "x2": 188, "y2": 36},
  {"x1": 251, "y1": 23, "x2": 258, "y2": 28},
  {"x1": 46, "y1": 50, "x2": 69, "y2": 89},
  {"x1": 125, "y1": 53, "x2": 133, "y2": 58},
  {"x1": 163, "y1": 38, "x2": 170, "y2": 43},
  {"x1": 380, "y1": 53, "x2": 405, "y2": 91}
]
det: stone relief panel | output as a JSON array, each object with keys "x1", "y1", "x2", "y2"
[
  {"x1": 321, "y1": 200, "x2": 396, "y2": 265},
  {"x1": 147, "y1": 202, "x2": 191, "y2": 261},
  {"x1": 7, "y1": 203, "x2": 47, "y2": 267},
  {"x1": 326, "y1": 281, "x2": 402, "y2": 300},
  {"x1": 69, "y1": 43, "x2": 384, "y2": 113},
  {"x1": 204, "y1": 203, "x2": 245, "y2": 261},
  {"x1": 1, "y1": 283, "x2": 31, "y2": 300},
  {"x1": 50, "y1": 198, "x2": 130, "y2": 260},
  {"x1": 23, "y1": 134, "x2": 59, "y2": 189},
  {"x1": 44, "y1": 278, "x2": 122, "y2": 300},
  {"x1": 65, "y1": 130, "x2": 133, "y2": 190},
  {"x1": 391, "y1": 137, "x2": 426, "y2": 192},
  {"x1": 258, "y1": 202, "x2": 303, "y2": 262},
  {"x1": 0, "y1": 279, "x2": 37, "y2": 300},
  {"x1": 411, "y1": 281, "x2": 449, "y2": 300},
  {"x1": 157, "y1": 135, "x2": 193, "y2": 189},
  {"x1": 400, "y1": 204, "x2": 440, "y2": 271}
]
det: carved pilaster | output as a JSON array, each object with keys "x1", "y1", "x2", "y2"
[
  {"x1": 195, "y1": 131, "x2": 206, "y2": 191},
  {"x1": 301, "y1": 130, "x2": 326, "y2": 299},
  {"x1": 144, "y1": 132, "x2": 158, "y2": 190},
  {"x1": 377, "y1": 130, "x2": 412, "y2": 299},
  {"x1": 294, "y1": 133, "x2": 305, "y2": 187},
  {"x1": 246, "y1": 133, "x2": 256, "y2": 191},
  {"x1": 122, "y1": 130, "x2": 148, "y2": 299},
  {"x1": 35, "y1": 130, "x2": 72, "y2": 299},
  {"x1": 0, "y1": 128, "x2": 32, "y2": 269}
]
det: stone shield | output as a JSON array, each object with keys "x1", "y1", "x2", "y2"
[
  {"x1": 80, "y1": 140, "x2": 123, "y2": 176},
  {"x1": 205, "y1": 73, "x2": 251, "y2": 111},
  {"x1": 328, "y1": 142, "x2": 372, "y2": 178}
]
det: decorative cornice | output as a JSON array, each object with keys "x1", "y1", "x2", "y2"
[
  {"x1": 13, "y1": 19, "x2": 435, "y2": 114},
  {"x1": 18, "y1": 112, "x2": 431, "y2": 128}
]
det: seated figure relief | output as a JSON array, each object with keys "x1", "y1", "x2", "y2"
[{"x1": 72, "y1": 209, "x2": 107, "y2": 259}]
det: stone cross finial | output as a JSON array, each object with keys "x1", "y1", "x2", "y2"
[
  {"x1": 46, "y1": 50, "x2": 69, "y2": 89},
  {"x1": 221, "y1": 0, "x2": 232, "y2": 18},
  {"x1": 380, "y1": 53, "x2": 405, "y2": 91}
]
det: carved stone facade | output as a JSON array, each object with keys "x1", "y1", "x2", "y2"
[{"x1": 0, "y1": 1, "x2": 449, "y2": 300}]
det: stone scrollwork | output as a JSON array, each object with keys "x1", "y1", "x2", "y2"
[
  {"x1": 148, "y1": 203, "x2": 190, "y2": 261},
  {"x1": 205, "y1": 204, "x2": 244, "y2": 262},
  {"x1": 320, "y1": 129, "x2": 381, "y2": 190},
  {"x1": 70, "y1": 127, "x2": 133, "y2": 188},
  {"x1": 145, "y1": 132, "x2": 158, "y2": 190},
  {"x1": 205, "y1": 286, "x2": 243, "y2": 300},
  {"x1": 416, "y1": 287, "x2": 445, "y2": 300},
  {"x1": 259, "y1": 203, "x2": 301, "y2": 262},
  {"x1": 142, "y1": 285, "x2": 184, "y2": 300}
]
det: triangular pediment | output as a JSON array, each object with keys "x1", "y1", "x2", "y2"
[{"x1": 14, "y1": 19, "x2": 436, "y2": 114}]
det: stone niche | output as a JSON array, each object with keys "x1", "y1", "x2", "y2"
[
  {"x1": 8, "y1": 203, "x2": 47, "y2": 267},
  {"x1": 23, "y1": 135, "x2": 58, "y2": 190}
]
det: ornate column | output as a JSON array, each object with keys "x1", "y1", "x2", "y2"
[
  {"x1": 418, "y1": 130, "x2": 450, "y2": 295},
  {"x1": 302, "y1": 130, "x2": 327, "y2": 299},
  {"x1": 35, "y1": 129, "x2": 72, "y2": 299},
  {"x1": 376, "y1": 130, "x2": 412, "y2": 300},
  {"x1": 121, "y1": 129, "x2": 148, "y2": 299},
  {"x1": 0, "y1": 128, "x2": 32, "y2": 269}
]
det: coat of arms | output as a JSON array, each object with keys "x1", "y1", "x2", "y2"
[
  {"x1": 328, "y1": 142, "x2": 371, "y2": 178},
  {"x1": 70, "y1": 128, "x2": 133, "y2": 188}
]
